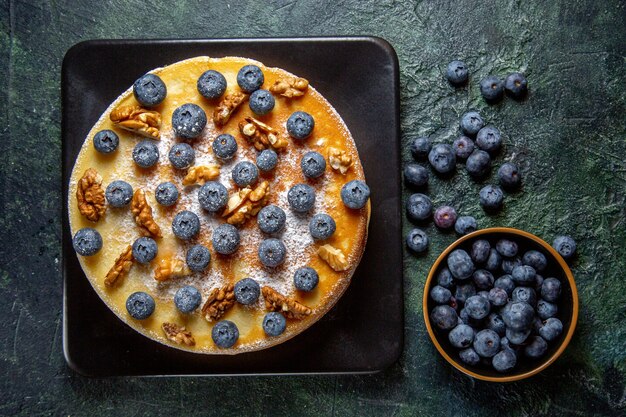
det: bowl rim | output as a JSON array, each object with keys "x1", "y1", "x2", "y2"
[{"x1": 422, "y1": 227, "x2": 579, "y2": 382}]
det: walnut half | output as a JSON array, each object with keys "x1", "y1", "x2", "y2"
[
  {"x1": 262, "y1": 286, "x2": 312, "y2": 320},
  {"x1": 130, "y1": 189, "x2": 162, "y2": 238},
  {"x1": 201, "y1": 284, "x2": 235, "y2": 321},
  {"x1": 104, "y1": 245, "x2": 134, "y2": 287},
  {"x1": 153, "y1": 257, "x2": 191, "y2": 281},
  {"x1": 76, "y1": 168, "x2": 106, "y2": 222},
  {"x1": 213, "y1": 92, "x2": 247, "y2": 126},
  {"x1": 239, "y1": 117, "x2": 288, "y2": 151},
  {"x1": 270, "y1": 77, "x2": 309, "y2": 98},
  {"x1": 318, "y1": 244, "x2": 349, "y2": 272},
  {"x1": 110, "y1": 105, "x2": 161, "y2": 139},
  {"x1": 222, "y1": 181, "x2": 269, "y2": 226},
  {"x1": 162, "y1": 322, "x2": 195, "y2": 346},
  {"x1": 182, "y1": 165, "x2": 220, "y2": 186},
  {"x1": 328, "y1": 147, "x2": 353, "y2": 175}
]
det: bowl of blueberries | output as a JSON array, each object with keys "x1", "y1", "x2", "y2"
[{"x1": 423, "y1": 227, "x2": 578, "y2": 382}]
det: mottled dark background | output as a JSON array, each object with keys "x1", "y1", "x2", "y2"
[{"x1": 0, "y1": 0, "x2": 624, "y2": 416}]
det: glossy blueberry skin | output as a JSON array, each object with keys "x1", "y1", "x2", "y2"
[
  {"x1": 172, "y1": 103, "x2": 207, "y2": 139},
  {"x1": 447, "y1": 249, "x2": 475, "y2": 280},
  {"x1": 455, "y1": 283, "x2": 477, "y2": 305},
  {"x1": 534, "y1": 274, "x2": 545, "y2": 292},
  {"x1": 434, "y1": 206, "x2": 457, "y2": 229},
  {"x1": 257, "y1": 205, "x2": 286, "y2": 234},
  {"x1": 477, "y1": 290, "x2": 490, "y2": 300},
  {"x1": 133, "y1": 73, "x2": 167, "y2": 107},
  {"x1": 502, "y1": 256, "x2": 522, "y2": 274},
  {"x1": 126, "y1": 292, "x2": 155, "y2": 320},
  {"x1": 492, "y1": 348, "x2": 517, "y2": 372},
  {"x1": 256, "y1": 149, "x2": 278, "y2": 172},
  {"x1": 93, "y1": 129, "x2": 119, "y2": 154},
  {"x1": 410, "y1": 137, "x2": 432, "y2": 161},
  {"x1": 505, "y1": 72, "x2": 528, "y2": 99},
  {"x1": 476, "y1": 126, "x2": 502, "y2": 154},
  {"x1": 212, "y1": 223, "x2": 240, "y2": 255},
  {"x1": 340, "y1": 180, "x2": 370, "y2": 210},
  {"x1": 479, "y1": 185, "x2": 504, "y2": 211},
  {"x1": 501, "y1": 301, "x2": 535, "y2": 330},
  {"x1": 512, "y1": 265, "x2": 537, "y2": 286},
  {"x1": 494, "y1": 275, "x2": 515, "y2": 296},
  {"x1": 471, "y1": 240, "x2": 491, "y2": 264},
  {"x1": 155, "y1": 181, "x2": 179, "y2": 206},
  {"x1": 449, "y1": 324, "x2": 475, "y2": 348},
  {"x1": 486, "y1": 312, "x2": 506, "y2": 336},
  {"x1": 485, "y1": 248, "x2": 502, "y2": 272},
  {"x1": 237, "y1": 65, "x2": 264, "y2": 93},
  {"x1": 212, "y1": 133, "x2": 238, "y2": 160},
  {"x1": 466, "y1": 149, "x2": 491, "y2": 178},
  {"x1": 168, "y1": 143, "x2": 195, "y2": 169},
  {"x1": 309, "y1": 213, "x2": 336, "y2": 240},
  {"x1": 437, "y1": 268, "x2": 454, "y2": 289},
  {"x1": 172, "y1": 210, "x2": 200, "y2": 240},
  {"x1": 404, "y1": 163, "x2": 429, "y2": 188},
  {"x1": 232, "y1": 161, "x2": 259, "y2": 187},
  {"x1": 72, "y1": 228, "x2": 103, "y2": 256},
  {"x1": 498, "y1": 162, "x2": 522, "y2": 189},
  {"x1": 294, "y1": 267, "x2": 319, "y2": 291},
  {"x1": 496, "y1": 239, "x2": 519, "y2": 257},
  {"x1": 263, "y1": 312, "x2": 287, "y2": 337},
  {"x1": 234, "y1": 278, "x2": 261, "y2": 305},
  {"x1": 512, "y1": 286, "x2": 537, "y2": 307},
  {"x1": 460, "y1": 111, "x2": 484, "y2": 136},
  {"x1": 455, "y1": 216, "x2": 477, "y2": 235},
  {"x1": 430, "y1": 285, "x2": 452, "y2": 304},
  {"x1": 522, "y1": 250, "x2": 547, "y2": 272},
  {"x1": 553, "y1": 235, "x2": 577, "y2": 259},
  {"x1": 446, "y1": 60, "x2": 469, "y2": 85},
  {"x1": 132, "y1": 140, "x2": 159, "y2": 168},
  {"x1": 106, "y1": 180, "x2": 133, "y2": 207},
  {"x1": 249, "y1": 89, "x2": 275, "y2": 115},
  {"x1": 174, "y1": 286, "x2": 202, "y2": 313},
  {"x1": 288, "y1": 183, "x2": 316, "y2": 212},
  {"x1": 301, "y1": 151, "x2": 326, "y2": 179},
  {"x1": 538, "y1": 317, "x2": 563, "y2": 341},
  {"x1": 452, "y1": 136, "x2": 475, "y2": 159},
  {"x1": 430, "y1": 305, "x2": 458, "y2": 330},
  {"x1": 197, "y1": 70, "x2": 227, "y2": 99},
  {"x1": 406, "y1": 193, "x2": 433, "y2": 222},
  {"x1": 212, "y1": 320, "x2": 239, "y2": 348},
  {"x1": 479, "y1": 76, "x2": 505, "y2": 102},
  {"x1": 524, "y1": 336, "x2": 548, "y2": 358},
  {"x1": 541, "y1": 277, "x2": 562, "y2": 302},
  {"x1": 258, "y1": 238, "x2": 286, "y2": 268},
  {"x1": 406, "y1": 228, "x2": 429, "y2": 254},
  {"x1": 506, "y1": 328, "x2": 531, "y2": 345},
  {"x1": 186, "y1": 244, "x2": 211, "y2": 272},
  {"x1": 472, "y1": 269, "x2": 494, "y2": 290},
  {"x1": 198, "y1": 181, "x2": 228, "y2": 212},
  {"x1": 537, "y1": 300, "x2": 558, "y2": 319},
  {"x1": 459, "y1": 347, "x2": 481, "y2": 366},
  {"x1": 465, "y1": 295, "x2": 491, "y2": 320},
  {"x1": 473, "y1": 329, "x2": 501, "y2": 358},
  {"x1": 132, "y1": 237, "x2": 157, "y2": 264},
  {"x1": 286, "y1": 111, "x2": 314, "y2": 140},
  {"x1": 428, "y1": 144, "x2": 456, "y2": 174}
]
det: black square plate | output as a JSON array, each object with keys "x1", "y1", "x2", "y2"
[{"x1": 62, "y1": 37, "x2": 402, "y2": 376}]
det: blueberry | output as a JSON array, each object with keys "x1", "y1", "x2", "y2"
[
  {"x1": 479, "y1": 185, "x2": 504, "y2": 211},
  {"x1": 460, "y1": 111, "x2": 484, "y2": 136},
  {"x1": 406, "y1": 228, "x2": 429, "y2": 253},
  {"x1": 538, "y1": 318, "x2": 563, "y2": 342},
  {"x1": 473, "y1": 329, "x2": 500, "y2": 358},
  {"x1": 294, "y1": 267, "x2": 319, "y2": 291},
  {"x1": 506, "y1": 328, "x2": 531, "y2": 345},
  {"x1": 553, "y1": 235, "x2": 577, "y2": 260},
  {"x1": 479, "y1": 75, "x2": 504, "y2": 102},
  {"x1": 449, "y1": 324, "x2": 475, "y2": 348},
  {"x1": 486, "y1": 312, "x2": 506, "y2": 336},
  {"x1": 72, "y1": 228, "x2": 103, "y2": 256},
  {"x1": 212, "y1": 320, "x2": 239, "y2": 348},
  {"x1": 340, "y1": 180, "x2": 370, "y2": 210},
  {"x1": 172, "y1": 210, "x2": 200, "y2": 240},
  {"x1": 172, "y1": 103, "x2": 207, "y2": 140},
  {"x1": 476, "y1": 126, "x2": 502, "y2": 154},
  {"x1": 186, "y1": 244, "x2": 211, "y2": 272},
  {"x1": 471, "y1": 240, "x2": 491, "y2": 264},
  {"x1": 133, "y1": 73, "x2": 166, "y2": 107},
  {"x1": 168, "y1": 143, "x2": 195, "y2": 169},
  {"x1": 288, "y1": 183, "x2": 316, "y2": 212},
  {"x1": 477, "y1": 290, "x2": 490, "y2": 300},
  {"x1": 93, "y1": 129, "x2": 119, "y2": 154},
  {"x1": 430, "y1": 285, "x2": 452, "y2": 304},
  {"x1": 249, "y1": 89, "x2": 275, "y2": 115},
  {"x1": 502, "y1": 256, "x2": 522, "y2": 274},
  {"x1": 465, "y1": 295, "x2": 491, "y2": 320},
  {"x1": 404, "y1": 163, "x2": 429, "y2": 188},
  {"x1": 446, "y1": 60, "x2": 469, "y2": 85},
  {"x1": 492, "y1": 348, "x2": 517, "y2": 372},
  {"x1": 494, "y1": 275, "x2": 515, "y2": 296},
  {"x1": 524, "y1": 336, "x2": 548, "y2": 358},
  {"x1": 258, "y1": 238, "x2": 286, "y2": 268},
  {"x1": 309, "y1": 213, "x2": 336, "y2": 240},
  {"x1": 174, "y1": 286, "x2": 202, "y2": 313},
  {"x1": 428, "y1": 144, "x2": 456, "y2": 174},
  {"x1": 496, "y1": 239, "x2": 519, "y2": 257},
  {"x1": 541, "y1": 277, "x2": 562, "y2": 302},
  {"x1": 410, "y1": 137, "x2": 432, "y2": 161},
  {"x1": 212, "y1": 133, "x2": 238, "y2": 160},
  {"x1": 522, "y1": 250, "x2": 547, "y2": 273},
  {"x1": 455, "y1": 216, "x2": 477, "y2": 235},
  {"x1": 263, "y1": 312, "x2": 287, "y2": 337},
  {"x1": 237, "y1": 65, "x2": 264, "y2": 93},
  {"x1": 472, "y1": 269, "x2": 494, "y2": 290},
  {"x1": 198, "y1": 181, "x2": 228, "y2": 212},
  {"x1": 234, "y1": 278, "x2": 261, "y2": 305},
  {"x1": 301, "y1": 151, "x2": 326, "y2": 179},
  {"x1": 126, "y1": 292, "x2": 155, "y2": 320},
  {"x1": 257, "y1": 205, "x2": 286, "y2": 234},
  {"x1": 257, "y1": 149, "x2": 278, "y2": 172},
  {"x1": 485, "y1": 248, "x2": 502, "y2": 272},
  {"x1": 500, "y1": 336, "x2": 512, "y2": 351},
  {"x1": 512, "y1": 286, "x2": 537, "y2": 307},
  {"x1": 132, "y1": 140, "x2": 159, "y2": 168},
  {"x1": 512, "y1": 265, "x2": 536, "y2": 286},
  {"x1": 498, "y1": 162, "x2": 522, "y2": 190},
  {"x1": 459, "y1": 347, "x2": 481, "y2": 366},
  {"x1": 452, "y1": 136, "x2": 475, "y2": 159},
  {"x1": 437, "y1": 268, "x2": 454, "y2": 289},
  {"x1": 212, "y1": 223, "x2": 240, "y2": 255},
  {"x1": 430, "y1": 305, "x2": 458, "y2": 330},
  {"x1": 434, "y1": 206, "x2": 457, "y2": 229},
  {"x1": 132, "y1": 236, "x2": 157, "y2": 263},
  {"x1": 534, "y1": 274, "x2": 545, "y2": 292},
  {"x1": 406, "y1": 193, "x2": 433, "y2": 222},
  {"x1": 504, "y1": 72, "x2": 528, "y2": 99},
  {"x1": 286, "y1": 111, "x2": 314, "y2": 140},
  {"x1": 537, "y1": 300, "x2": 558, "y2": 319},
  {"x1": 232, "y1": 161, "x2": 259, "y2": 187},
  {"x1": 455, "y1": 283, "x2": 477, "y2": 305},
  {"x1": 106, "y1": 180, "x2": 133, "y2": 207},
  {"x1": 501, "y1": 301, "x2": 535, "y2": 330},
  {"x1": 466, "y1": 149, "x2": 491, "y2": 178},
  {"x1": 155, "y1": 181, "x2": 179, "y2": 206},
  {"x1": 197, "y1": 70, "x2": 227, "y2": 99},
  {"x1": 447, "y1": 249, "x2": 475, "y2": 280}
]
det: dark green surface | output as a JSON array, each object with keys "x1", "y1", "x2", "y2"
[{"x1": 1, "y1": 0, "x2": 624, "y2": 415}]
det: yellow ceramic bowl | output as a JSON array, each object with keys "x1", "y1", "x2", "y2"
[{"x1": 423, "y1": 227, "x2": 578, "y2": 382}]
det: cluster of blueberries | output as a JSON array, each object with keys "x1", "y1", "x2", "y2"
[{"x1": 445, "y1": 60, "x2": 528, "y2": 102}]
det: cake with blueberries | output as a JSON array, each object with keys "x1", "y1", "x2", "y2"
[{"x1": 68, "y1": 56, "x2": 371, "y2": 353}]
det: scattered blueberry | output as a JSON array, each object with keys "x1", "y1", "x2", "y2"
[
  {"x1": 168, "y1": 142, "x2": 195, "y2": 169},
  {"x1": 538, "y1": 318, "x2": 563, "y2": 342},
  {"x1": 212, "y1": 134, "x2": 238, "y2": 160},
  {"x1": 430, "y1": 305, "x2": 458, "y2": 330},
  {"x1": 234, "y1": 278, "x2": 261, "y2": 305},
  {"x1": 524, "y1": 336, "x2": 548, "y2": 358},
  {"x1": 446, "y1": 60, "x2": 469, "y2": 85},
  {"x1": 428, "y1": 144, "x2": 456, "y2": 174},
  {"x1": 132, "y1": 140, "x2": 159, "y2": 168},
  {"x1": 553, "y1": 236, "x2": 577, "y2": 260},
  {"x1": 406, "y1": 228, "x2": 429, "y2": 254},
  {"x1": 174, "y1": 286, "x2": 202, "y2": 313},
  {"x1": 512, "y1": 286, "x2": 537, "y2": 307},
  {"x1": 249, "y1": 89, "x2": 275, "y2": 115},
  {"x1": 301, "y1": 151, "x2": 326, "y2": 179},
  {"x1": 459, "y1": 347, "x2": 481, "y2": 366},
  {"x1": 460, "y1": 111, "x2": 484, "y2": 136},
  {"x1": 452, "y1": 136, "x2": 475, "y2": 159},
  {"x1": 471, "y1": 240, "x2": 491, "y2": 264},
  {"x1": 522, "y1": 250, "x2": 547, "y2": 273},
  {"x1": 406, "y1": 193, "x2": 433, "y2": 222},
  {"x1": 541, "y1": 278, "x2": 562, "y2": 302},
  {"x1": 340, "y1": 180, "x2": 370, "y2": 210},
  {"x1": 505, "y1": 72, "x2": 528, "y2": 99},
  {"x1": 257, "y1": 205, "x2": 286, "y2": 234},
  {"x1": 288, "y1": 183, "x2": 316, "y2": 212},
  {"x1": 485, "y1": 248, "x2": 502, "y2": 272},
  {"x1": 294, "y1": 267, "x2": 319, "y2": 291},
  {"x1": 410, "y1": 137, "x2": 432, "y2": 161},
  {"x1": 286, "y1": 111, "x2": 314, "y2": 140},
  {"x1": 186, "y1": 244, "x2": 211, "y2": 272},
  {"x1": 447, "y1": 249, "x2": 475, "y2": 280},
  {"x1": 309, "y1": 213, "x2": 336, "y2": 240},
  {"x1": 486, "y1": 312, "x2": 506, "y2": 336},
  {"x1": 492, "y1": 348, "x2": 517, "y2": 372},
  {"x1": 237, "y1": 65, "x2": 264, "y2": 93},
  {"x1": 231, "y1": 161, "x2": 259, "y2": 187},
  {"x1": 434, "y1": 206, "x2": 457, "y2": 230},
  {"x1": 132, "y1": 236, "x2": 157, "y2": 264},
  {"x1": 473, "y1": 329, "x2": 500, "y2": 357},
  {"x1": 501, "y1": 301, "x2": 534, "y2": 331},
  {"x1": 455, "y1": 283, "x2": 477, "y2": 305},
  {"x1": 257, "y1": 149, "x2": 278, "y2": 172},
  {"x1": 501, "y1": 256, "x2": 522, "y2": 274},
  {"x1": 404, "y1": 163, "x2": 429, "y2": 188},
  {"x1": 197, "y1": 69, "x2": 227, "y2": 99},
  {"x1": 430, "y1": 285, "x2": 452, "y2": 304},
  {"x1": 455, "y1": 216, "x2": 477, "y2": 235},
  {"x1": 476, "y1": 126, "x2": 502, "y2": 154},
  {"x1": 263, "y1": 312, "x2": 287, "y2": 337},
  {"x1": 537, "y1": 300, "x2": 558, "y2": 319},
  {"x1": 479, "y1": 185, "x2": 504, "y2": 211},
  {"x1": 212, "y1": 320, "x2": 239, "y2": 348},
  {"x1": 106, "y1": 180, "x2": 133, "y2": 207},
  {"x1": 126, "y1": 291, "x2": 155, "y2": 320},
  {"x1": 437, "y1": 268, "x2": 455, "y2": 289},
  {"x1": 449, "y1": 324, "x2": 475, "y2": 348},
  {"x1": 494, "y1": 275, "x2": 516, "y2": 296},
  {"x1": 133, "y1": 73, "x2": 167, "y2": 107},
  {"x1": 198, "y1": 181, "x2": 228, "y2": 212},
  {"x1": 172, "y1": 103, "x2": 207, "y2": 140},
  {"x1": 155, "y1": 181, "x2": 179, "y2": 206},
  {"x1": 466, "y1": 149, "x2": 491, "y2": 178},
  {"x1": 212, "y1": 223, "x2": 240, "y2": 255},
  {"x1": 512, "y1": 265, "x2": 536, "y2": 286},
  {"x1": 172, "y1": 210, "x2": 200, "y2": 240},
  {"x1": 498, "y1": 162, "x2": 522, "y2": 189},
  {"x1": 258, "y1": 238, "x2": 286, "y2": 268},
  {"x1": 465, "y1": 295, "x2": 491, "y2": 320},
  {"x1": 72, "y1": 228, "x2": 103, "y2": 256},
  {"x1": 93, "y1": 129, "x2": 119, "y2": 154},
  {"x1": 479, "y1": 76, "x2": 505, "y2": 102},
  {"x1": 472, "y1": 269, "x2": 495, "y2": 290}
]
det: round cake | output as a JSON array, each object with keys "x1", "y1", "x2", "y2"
[{"x1": 68, "y1": 56, "x2": 371, "y2": 354}]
